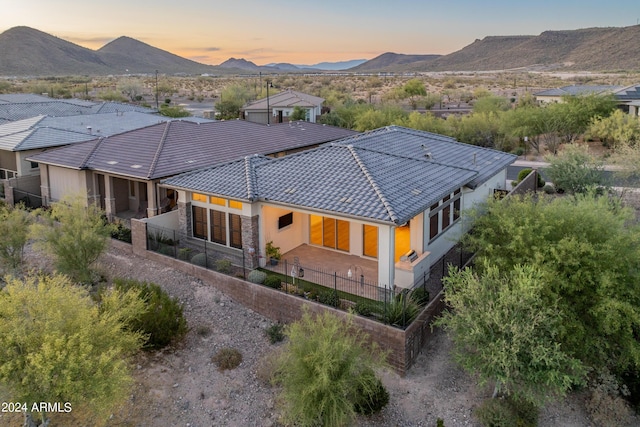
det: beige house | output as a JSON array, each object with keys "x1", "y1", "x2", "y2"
[
  {"x1": 534, "y1": 84, "x2": 640, "y2": 119},
  {"x1": 241, "y1": 90, "x2": 324, "y2": 124},
  {"x1": 161, "y1": 126, "x2": 516, "y2": 289}
]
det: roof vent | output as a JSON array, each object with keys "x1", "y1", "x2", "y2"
[{"x1": 424, "y1": 152, "x2": 432, "y2": 159}]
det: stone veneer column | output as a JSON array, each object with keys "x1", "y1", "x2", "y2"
[
  {"x1": 241, "y1": 215, "x2": 260, "y2": 269},
  {"x1": 177, "y1": 200, "x2": 192, "y2": 242}
]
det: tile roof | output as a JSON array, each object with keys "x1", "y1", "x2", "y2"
[
  {"x1": 28, "y1": 120, "x2": 357, "y2": 180},
  {"x1": 162, "y1": 126, "x2": 516, "y2": 225},
  {"x1": 0, "y1": 97, "x2": 156, "y2": 122},
  {"x1": 0, "y1": 112, "x2": 211, "y2": 151},
  {"x1": 534, "y1": 85, "x2": 622, "y2": 97},
  {"x1": 242, "y1": 90, "x2": 324, "y2": 110},
  {"x1": 614, "y1": 84, "x2": 640, "y2": 101}
]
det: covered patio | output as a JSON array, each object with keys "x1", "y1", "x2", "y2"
[{"x1": 263, "y1": 243, "x2": 386, "y2": 301}]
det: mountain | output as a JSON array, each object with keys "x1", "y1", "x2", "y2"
[
  {"x1": 304, "y1": 59, "x2": 368, "y2": 71},
  {"x1": 351, "y1": 26, "x2": 640, "y2": 72},
  {"x1": 218, "y1": 57, "x2": 261, "y2": 71},
  {"x1": 97, "y1": 36, "x2": 216, "y2": 74}
]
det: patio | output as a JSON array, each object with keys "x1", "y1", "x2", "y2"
[{"x1": 263, "y1": 243, "x2": 385, "y2": 301}]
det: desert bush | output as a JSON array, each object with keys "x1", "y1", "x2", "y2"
[
  {"x1": 542, "y1": 184, "x2": 556, "y2": 194},
  {"x1": 215, "y1": 259, "x2": 232, "y2": 274},
  {"x1": 352, "y1": 369, "x2": 390, "y2": 415},
  {"x1": 212, "y1": 347, "x2": 243, "y2": 371},
  {"x1": 190, "y1": 252, "x2": 208, "y2": 267},
  {"x1": 157, "y1": 244, "x2": 175, "y2": 257},
  {"x1": 317, "y1": 290, "x2": 340, "y2": 307},
  {"x1": 410, "y1": 286, "x2": 430, "y2": 306},
  {"x1": 512, "y1": 168, "x2": 545, "y2": 188},
  {"x1": 113, "y1": 278, "x2": 188, "y2": 350},
  {"x1": 177, "y1": 247, "x2": 192, "y2": 261},
  {"x1": 381, "y1": 292, "x2": 420, "y2": 327},
  {"x1": 274, "y1": 309, "x2": 387, "y2": 427},
  {"x1": 263, "y1": 275, "x2": 282, "y2": 289},
  {"x1": 247, "y1": 269, "x2": 267, "y2": 284},
  {"x1": 265, "y1": 323, "x2": 285, "y2": 344},
  {"x1": 353, "y1": 301, "x2": 374, "y2": 317},
  {"x1": 196, "y1": 325, "x2": 212, "y2": 337},
  {"x1": 110, "y1": 221, "x2": 131, "y2": 243},
  {"x1": 586, "y1": 371, "x2": 632, "y2": 427},
  {"x1": 474, "y1": 396, "x2": 538, "y2": 427}
]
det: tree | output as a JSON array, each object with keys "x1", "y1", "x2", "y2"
[
  {"x1": 274, "y1": 309, "x2": 388, "y2": 427},
  {"x1": 290, "y1": 106, "x2": 307, "y2": 121},
  {"x1": 436, "y1": 263, "x2": 586, "y2": 405},
  {"x1": 402, "y1": 78, "x2": 426, "y2": 109},
  {"x1": 472, "y1": 94, "x2": 511, "y2": 114},
  {"x1": 215, "y1": 84, "x2": 254, "y2": 120},
  {"x1": 0, "y1": 274, "x2": 145, "y2": 426},
  {"x1": 31, "y1": 195, "x2": 112, "y2": 284},
  {"x1": 0, "y1": 204, "x2": 32, "y2": 273},
  {"x1": 545, "y1": 144, "x2": 606, "y2": 193},
  {"x1": 158, "y1": 103, "x2": 191, "y2": 118},
  {"x1": 463, "y1": 192, "x2": 640, "y2": 375},
  {"x1": 586, "y1": 109, "x2": 640, "y2": 149}
]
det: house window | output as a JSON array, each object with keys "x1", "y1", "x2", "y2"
[
  {"x1": 428, "y1": 189, "x2": 462, "y2": 242},
  {"x1": 229, "y1": 200, "x2": 242, "y2": 210},
  {"x1": 363, "y1": 225, "x2": 378, "y2": 258},
  {"x1": 229, "y1": 213, "x2": 242, "y2": 249},
  {"x1": 30, "y1": 162, "x2": 39, "y2": 169},
  {"x1": 210, "y1": 196, "x2": 226, "y2": 206},
  {"x1": 192, "y1": 206, "x2": 207, "y2": 240},
  {"x1": 210, "y1": 210, "x2": 226, "y2": 245},
  {"x1": 192, "y1": 192, "x2": 207, "y2": 202},
  {"x1": 309, "y1": 215, "x2": 350, "y2": 252}
]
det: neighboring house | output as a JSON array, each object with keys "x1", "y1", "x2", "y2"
[
  {"x1": 161, "y1": 126, "x2": 516, "y2": 289},
  {"x1": 27, "y1": 120, "x2": 357, "y2": 220},
  {"x1": 0, "y1": 94, "x2": 156, "y2": 124},
  {"x1": 534, "y1": 84, "x2": 640, "y2": 118},
  {"x1": 0, "y1": 112, "x2": 209, "y2": 198},
  {"x1": 241, "y1": 89, "x2": 324, "y2": 124}
]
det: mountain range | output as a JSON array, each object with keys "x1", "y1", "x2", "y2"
[{"x1": 0, "y1": 25, "x2": 638, "y2": 77}]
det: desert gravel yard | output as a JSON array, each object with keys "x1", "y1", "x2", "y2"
[{"x1": 11, "y1": 241, "x2": 611, "y2": 427}]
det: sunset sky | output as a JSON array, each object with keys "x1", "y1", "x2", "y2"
[{"x1": 1, "y1": 0, "x2": 638, "y2": 65}]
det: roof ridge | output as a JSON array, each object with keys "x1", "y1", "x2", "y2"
[
  {"x1": 148, "y1": 121, "x2": 171, "y2": 178},
  {"x1": 346, "y1": 145, "x2": 399, "y2": 223},
  {"x1": 244, "y1": 155, "x2": 259, "y2": 200},
  {"x1": 78, "y1": 137, "x2": 104, "y2": 168}
]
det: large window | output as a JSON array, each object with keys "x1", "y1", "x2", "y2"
[
  {"x1": 428, "y1": 189, "x2": 462, "y2": 242},
  {"x1": 363, "y1": 225, "x2": 378, "y2": 258},
  {"x1": 191, "y1": 196, "x2": 243, "y2": 249},
  {"x1": 309, "y1": 215, "x2": 350, "y2": 252}
]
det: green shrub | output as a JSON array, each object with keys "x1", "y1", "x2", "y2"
[
  {"x1": 317, "y1": 290, "x2": 340, "y2": 307},
  {"x1": 542, "y1": 184, "x2": 556, "y2": 194},
  {"x1": 110, "y1": 221, "x2": 131, "y2": 243},
  {"x1": 353, "y1": 301, "x2": 373, "y2": 317},
  {"x1": 177, "y1": 247, "x2": 192, "y2": 261},
  {"x1": 352, "y1": 369, "x2": 389, "y2": 415},
  {"x1": 266, "y1": 323, "x2": 285, "y2": 344},
  {"x1": 248, "y1": 269, "x2": 267, "y2": 284},
  {"x1": 381, "y1": 292, "x2": 420, "y2": 327},
  {"x1": 264, "y1": 275, "x2": 282, "y2": 289},
  {"x1": 474, "y1": 396, "x2": 538, "y2": 427},
  {"x1": 157, "y1": 244, "x2": 175, "y2": 257},
  {"x1": 190, "y1": 253, "x2": 208, "y2": 267},
  {"x1": 215, "y1": 259, "x2": 232, "y2": 274},
  {"x1": 513, "y1": 168, "x2": 545, "y2": 188},
  {"x1": 113, "y1": 279, "x2": 188, "y2": 350},
  {"x1": 212, "y1": 347, "x2": 242, "y2": 371},
  {"x1": 410, "y1": 286, "x2": 429, "y2": 306}
]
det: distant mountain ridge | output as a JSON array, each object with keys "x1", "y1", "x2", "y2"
[{"x1": 0, "y1": 25, "x2": 638, "y2": 76}]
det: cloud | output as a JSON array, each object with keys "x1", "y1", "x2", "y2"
[{"x1": 203, "y1": 47, "x2": 221, "y2": 52}]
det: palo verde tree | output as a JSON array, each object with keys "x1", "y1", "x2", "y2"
[
  {"x1": 0, "y1": 203, "x2": 32, "y2": 274},
  {"x1": 274, "y1": 309, "x2": 388, "y2": 427},
  {"x1": 436, "y1": 263, "x2": 586, "y2": 406},
  {"x1": 545, "y1": 144, "x2": 607, "y2": 194},
  {"x1": 31, "y1": 195, "x2": 112, "y2": 284},
  {"x1": 462, "y1": 192, "x2": 640, "y2": 377},
  {"x1": 0, "y1": 274, "x2": 145, "y2": 426}
]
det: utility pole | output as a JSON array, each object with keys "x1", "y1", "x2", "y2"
[{"x1": 155, "y1": 70, "x2": 159, "y2": 110}]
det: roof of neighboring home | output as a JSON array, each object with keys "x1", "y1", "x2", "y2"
[
  {"x1": 613, "y1": 84, "x2": 640, "y2": 101},
  {"x1": 0, "y1": 97, "x2": 156, "y2": 122},
  {"x1": 0, "y1": 112, "x2": 211, "y2": 151},
  {"x1": 534, "y1": 85, "x2": 622, "y2": 97},
  {"x1": 242, "y1": 90, "x2": 324, "y2": 111},
  {"x1": 162, "y1": 126, "x2": 516, "y2": 225},
  {"x1": 27, "y1": 120, "x2": 357, "y2": 180}
]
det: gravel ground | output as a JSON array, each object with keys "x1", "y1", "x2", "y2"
[{"x1": 16, "y1": 242, "x2": 619, "y2": 427}]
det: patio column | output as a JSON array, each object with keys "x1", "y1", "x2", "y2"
[
  {"x1": 104, "y1": 175, "x2": 116, "y2": 220},
  {"x1": 39, "y1": 164, "x2": 51, "y2": 206},
  {"x1": 146, "y1": 181, "x2": 158, "y2": 218},
  {"x1": 378, "y1": 225, "x2": 396, "y2": 290},
  {"x1": 177, "y1": 198, "x2": 192, "y2": 242}
]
